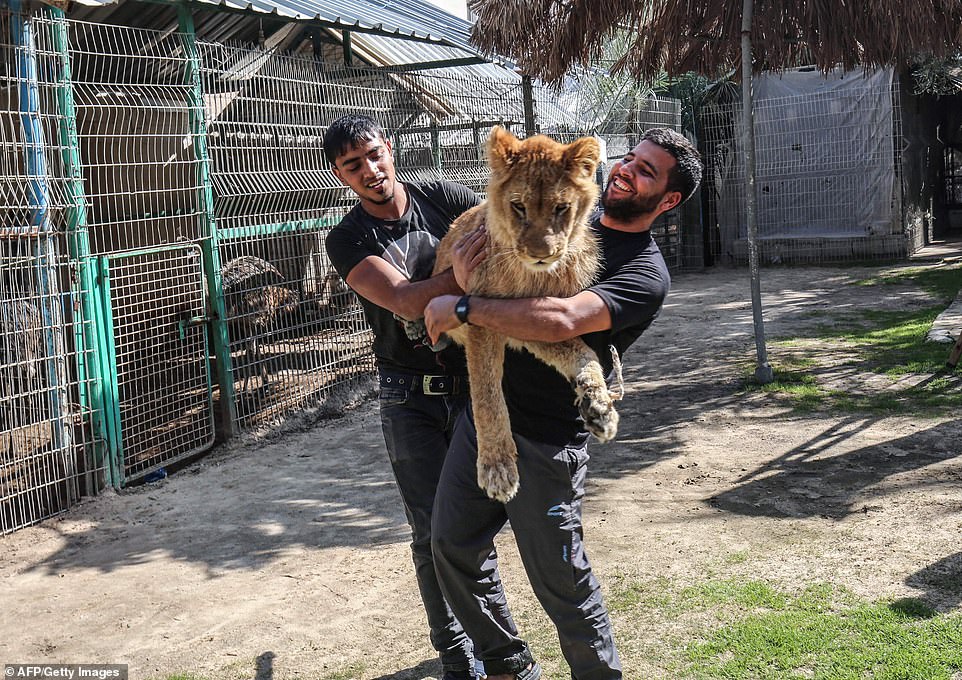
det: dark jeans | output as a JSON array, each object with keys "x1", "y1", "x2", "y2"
[
  {"x1": 379, "y1": 381, "x2": 474, "y2": 673},
  {"x1": 432, "y1": 406, "x2": 622, "y2": 679}
]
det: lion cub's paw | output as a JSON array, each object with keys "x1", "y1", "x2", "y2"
[
  {"x1": 578, "y1": 388, "x2": 619, "y2": 443},
  {"x1": 477, "y1": 456, "x2": 520, "y2": 503}
]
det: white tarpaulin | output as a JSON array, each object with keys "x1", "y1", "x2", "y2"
[{"x1": 717, "y1": 67, "x2": 897, "y2": 241}]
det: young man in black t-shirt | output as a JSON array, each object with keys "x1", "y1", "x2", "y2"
[
  {"x1": 423, "y1": 128, "x2": 702, "y2": 679},
  {"x1": 323, "y1": 115, "x2": 481, "y2": 679}
]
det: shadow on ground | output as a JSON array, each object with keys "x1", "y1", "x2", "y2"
[
  {"x1": 906, "y1": 551, "x2": 962, "y2": 611},
  {"x1": 20, "y1": 265, "x2": 962, "y2": 585},
  {"x1": 371, "y1": 658, "x2": 439, "y2": 680},
  {"x1": 710, "y1": 416, "x2": 962, "y2": 519}
]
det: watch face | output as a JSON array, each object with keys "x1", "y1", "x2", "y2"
[{"x1": 455, "y1": 296, "x2": 469, "y2": 323}]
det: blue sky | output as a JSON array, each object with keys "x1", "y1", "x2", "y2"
[{"x1": 424, "y1": 0, "x2": 468, "y2": 20}]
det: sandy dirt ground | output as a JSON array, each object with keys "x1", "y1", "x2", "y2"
[{"x1": 1, "y1": 258, "x2": 961, "y2": 680}]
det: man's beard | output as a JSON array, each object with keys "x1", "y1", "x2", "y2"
[
  {"x1": 601, "y1": 182, "x2": 663, "y2": 221},
  {"x1": 367, "y1": 190, "x2": 395, "y2": 206}
]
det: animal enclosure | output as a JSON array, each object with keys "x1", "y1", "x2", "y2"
[{"x1": 1, "y1": 4, "x2": 685, "y2": 533}]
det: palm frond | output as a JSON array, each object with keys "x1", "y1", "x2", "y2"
[{"x1": 469, "y1": 0, "x2": 962, "y2": 83}]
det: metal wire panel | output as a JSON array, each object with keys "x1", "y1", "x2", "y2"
[
  {"x1": 199, "y1": 45, "x2": 409, "y2": 229},
  {"x1": 66, "y1": 19, "x2": 206, "y2": 254},
  {"x1": 1, "y1": 9, "x2": 103, "y2": 534},
  {"x1": 55, "y1": 19, "x2": 221, "y2": 477},
  {"x1": 198, "y1": 46, "x2": 383, "y2": 429},
  {"x1": 700, "y1": 76, "x2": 906, "y2": 264},
  {"x1": 219, "y1": 237, "x2": 373, "y2": 430},
  {"x1": 0, "y1": 249, "x2": 101, "y2": 534},
  {"x1": 104, "y1": 246, "x2": 213, "y2": 480}
]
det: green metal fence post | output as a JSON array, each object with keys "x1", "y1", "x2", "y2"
[
  {"x1": 49, "y1": 7, "x2": 116, "y2": 489},
  {"x1": 95, "y1": 257, "x2": 124, "y2": 483},
  {"x1": 177, "y1": 3, "x2": 238, "y2": 437}
]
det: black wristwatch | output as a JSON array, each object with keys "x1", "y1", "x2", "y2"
[{"x1": 454, "y1": 295, "x2": 471, "y2": 324}]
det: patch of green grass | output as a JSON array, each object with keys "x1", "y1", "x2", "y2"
[
  {"x1": 821, "y1": 307, "x2": 949, "y2": 374},
  {"x1": 321, "y1": 662, "x2": 367, "y2": 680},
  {"x1": 679, "y1": 580, "x2": 788, "y2": 612},
  {"x1": 723, "y1": 550, "x2": 751, "y2": 566},
  {"x1": 748, "y1": 297, "x2": 962, "y2": 413},
  {"x1": 829, "y1": 390, "x2": 905, "y2": 414},
  {"x1": 744, "y1": 364, "x2": 962, "y2": 415},
  {"x1": 793, "y1": 264, "x2": 962, "y2": 381},
  {"x1": 740, "y1": 364, "x2": 828, "y2": 411},
  {"x1": 607, "y1": 575, "x2": 677, "y2": 615},
  {"x1": 681, "y1": 584, "x2": 962, "y2": 680},
  {"x1": 609, "y1": 577, "x2": 791, "y2": 620},
  {"x1": 852, "y1": 264, "x2": 962, "y2": 302}
]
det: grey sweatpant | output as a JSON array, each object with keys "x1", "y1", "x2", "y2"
[{"x1": 432, "y1": 406, "x2": 622, "y2": 679}]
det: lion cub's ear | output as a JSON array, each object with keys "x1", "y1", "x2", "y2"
[
  {"x1": 487, "y1": 126, "x2": 521, "y2": 174},
  {"x1": 564, "y1": 136, "x2": 602, "y2": 179}
]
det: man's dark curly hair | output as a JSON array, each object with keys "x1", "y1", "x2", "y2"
[
  {"x1": 641, "y1": 128, "x2": 703, "y2": 203},
  {"x1": 323, "y1": 114, "x2": 387, "y2": 165}
]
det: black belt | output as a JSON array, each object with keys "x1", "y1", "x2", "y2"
[{"x1": 379, "y1": 372, "x2": 467, "y2": 396}]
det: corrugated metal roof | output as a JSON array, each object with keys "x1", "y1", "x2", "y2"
[
  {"x1": 344, "y1": 31, "x2": 575, "y2": 127},
  {"x1": 347, "y1": 30, "x2": 492, "y2": 70},
  {"x1": 72, "y1": 0, "x2": 477, "y2": 52}
]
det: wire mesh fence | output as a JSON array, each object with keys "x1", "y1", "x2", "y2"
[
  {"x1": 65, "y1": 19, "x2": 207, "y2": 254},
  {"x1": 699, "y1": 75, "x2": 908, "y2": 265},
  {"x1": 1, "y1": 5, "x2": 695, "y2": 532},
  {"x1": 1, "y1": 9, "x2": 103, "y2": 534},
  {"x1": 60, "y1": 17, "x2": 223, "y2": 479},
  {"x1": 103, "y1": 246, "x2": 214, "y2": 480}
]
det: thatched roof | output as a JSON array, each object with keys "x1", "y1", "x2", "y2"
[{"x1": 468, "y1": 0, "x2": 962, "y2": 83}]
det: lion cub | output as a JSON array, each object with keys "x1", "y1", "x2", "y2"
[{"x1": 433, "y1": 127, "x2": 618, "y2": 502}]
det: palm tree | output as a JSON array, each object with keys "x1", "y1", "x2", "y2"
[{"x1": 467, "y1": 0, "x2": 961, "y2": 383}]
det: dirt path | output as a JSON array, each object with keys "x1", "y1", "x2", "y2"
[{"x1": 1, "y1": 262, "x2": 960, "y2": 679}]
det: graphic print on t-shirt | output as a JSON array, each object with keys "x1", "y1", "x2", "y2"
[{"x1": 379, "y1": 229, "x2": 440, "y2": 283}]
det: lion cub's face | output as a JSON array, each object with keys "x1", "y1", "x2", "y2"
[{"x1": 486, "y1": 127, "x2": 601, "y2": 271}]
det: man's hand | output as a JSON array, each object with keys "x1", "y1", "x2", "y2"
[
  {"x1": 451, "y1": 226, "x2": 487, "y2": 291},
  {"x1": 424, "y1": 294, "x2": 462, "y2": 346}
]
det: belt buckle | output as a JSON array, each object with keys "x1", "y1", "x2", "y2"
[{"x1": 422, "y1": 375, "x2": 448, "y2": 395}]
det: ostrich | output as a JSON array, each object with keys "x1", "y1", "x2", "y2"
[
  {"x1": 0, "y1": 292, "x2": 44, "y2": 460},
  {"x1": 221, "y1": 255, "x2": 300, "y2": 394}
]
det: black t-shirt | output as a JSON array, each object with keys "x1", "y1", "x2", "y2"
[
  {"x1": 325, "y1": 180, "x2": 480, "y2": 375},
  {"x1": 502, "y1": 217, "x2": 671, "y2": 446}
]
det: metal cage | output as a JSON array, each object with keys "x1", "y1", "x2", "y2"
[{"x1": 0, "y1": 4, "x2": 689, "y2": 532}]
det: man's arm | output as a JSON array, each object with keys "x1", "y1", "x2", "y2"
[
  {"x1": 347, "y1": 256, "x2": 462, "y2": 321},
  {"x1": 424, "y1": 290, "x2": 612, "y2": 345}
]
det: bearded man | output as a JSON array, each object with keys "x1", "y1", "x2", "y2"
[{"x1": 423, "y1": 128, "x2": 703, "y2": 680}]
